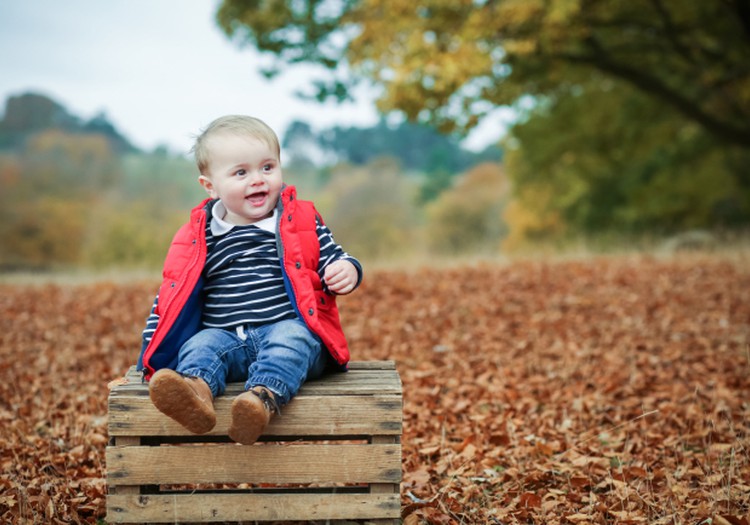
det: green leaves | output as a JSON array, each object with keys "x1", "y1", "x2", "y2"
[{"x1": 503, "y1": 79, "x2": 750, "y2": 240}]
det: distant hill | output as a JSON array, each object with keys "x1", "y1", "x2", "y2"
[{"x1": 0, "y1": 92, "x2": 137, "y2": 153}]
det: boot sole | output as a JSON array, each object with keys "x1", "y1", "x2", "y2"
[
  {"x1": 229, "y1": 395, "x2": 269, "y2": 445},
  {"x1": 150, "y1": 371, "x2": 216, "y2": 434}
]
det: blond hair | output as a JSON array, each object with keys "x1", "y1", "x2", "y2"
[{"x1": 192, "y1": 115, "x2": 281, "y2": 176}]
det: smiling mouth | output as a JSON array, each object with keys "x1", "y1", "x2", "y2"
[{"x1": 246, "y1": 192, "x2": 268, "y2": 206}]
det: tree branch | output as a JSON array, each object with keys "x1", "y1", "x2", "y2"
[
  {"x1": 556, "y1": 49, "x2": 750, "y2": 147},
  {"x1": 728, "y1": 0, "x2": 750, "y2": 40}
]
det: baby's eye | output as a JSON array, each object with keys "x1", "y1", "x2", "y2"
[
  {"x1": 263, "y1": 163, "x2": 275, "y2": 173},
  {"x1": 235, "y1": 169, "x2": 246, "y2": 177}
]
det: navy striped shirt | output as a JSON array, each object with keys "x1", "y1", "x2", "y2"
[{"x1": 202, "y1": 208, "x2": 296, "y2": 328}]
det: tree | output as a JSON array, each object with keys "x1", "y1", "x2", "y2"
[
  {"x1": 0, "y1": 93, "x2": 77, "y2": 149},
  {"x1": 82, "y1": 111, "x2": 138, "y2": 154},
  {"x1": 502, "y1": 77, "x2": 750, "y2": 241},
  {"x1": 216, "y1": 0, "x2": 750, "y2": 147},
  {"x1": 425, "y1": 162, "x2": 509, "y2": 254},
  {"x1": 0, "y1": 130, "x2": 123, "y2": 269},
  {"x1": 282, "y1": 117, "x2": 502, "y2": 201},
  {"x1": 0, "y1": 92, "x2": 137, "y2": 153},
  {"x1": 282, "y1": 119, "x2": 321, "y2": 166},
  {"x1": 319, "y1": 158, "x2": 421, "y2": 260},
  {"x1": 0, "y1": 94, "x2": 195, "y2": 270},
  {"x1": 317, "y1": 119, "x2": 481, "y2": 172}
]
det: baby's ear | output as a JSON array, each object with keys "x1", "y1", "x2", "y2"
[{"x1": 198, "y1": 175, "x2": 217, "y2": 198}]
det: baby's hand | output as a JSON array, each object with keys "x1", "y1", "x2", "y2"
[{"x1": 324, "y1": 260, "x2": 358, "y2": 295}]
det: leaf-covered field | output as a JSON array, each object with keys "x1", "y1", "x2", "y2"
[{"x1": 1, "y1": 255, "x2": 749, "y2": 524}]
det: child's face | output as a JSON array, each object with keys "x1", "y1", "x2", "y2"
[{"x1": 199, "y1": 132, "x2": 283, "y2": 226}]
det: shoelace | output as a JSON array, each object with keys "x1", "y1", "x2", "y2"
[{"x1": 250, "y1": 388, "x2": 281, "y2": 415}]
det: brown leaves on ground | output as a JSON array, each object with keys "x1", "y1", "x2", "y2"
[{"x1": 1, "y1": 255, "x2": 749, "y2": 524}]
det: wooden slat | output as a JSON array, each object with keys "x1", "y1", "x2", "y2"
[
  {"x1": 109, "y1": 437, "x2": 142, "y2": 496},
  {"x1": 282, "y1": 371, "x2": 402, "y2": 396},
  {"x1": 107, "y1": 443, "x2": 401, "y2": 485},
  {"x1": 111, "y1": 375, "x2": 401, "y2": 397},
  {"x1": 112, "y1": 362, "x2": 402, "y2": 397},
  {"x1": 107, "y1": 492, "x2": 400, "y2": 523},
  {"x1": 370, "y1": 436, "x2": 400, "y2": 498},
  {"x1": 109, "y1": 393, "x2": 401, "y2": 437},
  {"x1": 119, "y1": 360, "x2": 397, "y2": 380},
  {"x1": 348, "y1": 360, "x2": 396, "y2": 370},
  {"x1": 109, "y1": 362, "x2": 403, "y2": 438}
]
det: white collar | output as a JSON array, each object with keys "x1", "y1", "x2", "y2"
[{"x1": 210, "y1": 200, "x2": 277, "y2": 236}]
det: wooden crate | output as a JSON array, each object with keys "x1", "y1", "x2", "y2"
[{"x1": 106, "y1": 361, "x2": 402, "y2": 524}]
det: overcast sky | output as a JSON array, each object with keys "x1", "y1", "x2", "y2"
[{"x1": 0, "y1": 1, "x2": 508, "y2": 155}]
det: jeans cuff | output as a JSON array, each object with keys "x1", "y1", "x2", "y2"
[
  {"x1": 179, "y1": 368, "x2": 219, "y2": 398},
  {"x1": 246, "y1": 376, "x2": 291, "y2": 405}
]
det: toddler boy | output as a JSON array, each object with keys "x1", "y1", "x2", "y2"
[{"x1": 137, "y1": 115, "x2": 361, "y2": 445}]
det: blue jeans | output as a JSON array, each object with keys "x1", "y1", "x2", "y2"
[{"x1": 175, "y1": 319, "x2": 330, "y2": 405}]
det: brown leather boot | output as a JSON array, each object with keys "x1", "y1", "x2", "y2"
[
  {"x1": 228, "y1": 386, "x2": 279, "y2": 445},
  {"x1": 149, "y1": 369, "x2": 216, "y2": 434}
]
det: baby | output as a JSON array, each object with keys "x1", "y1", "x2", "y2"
[{"x1": 137, "y1": 115, "x2": 361, "y2": 444}]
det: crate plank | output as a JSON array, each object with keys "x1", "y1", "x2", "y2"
[
  {"x1": 107, "y1": 443, "x2": 401, "y2": 485},
  {"x1": 109, "y1": 362, "x2": 403, "y2": 438},
  {"x1": 107, "y1": 493, "x2": 400, "y2": 523},
  {"x1": 110, "y1": 394, "x2": 401, "y2": 438},
  {"x1": 117, "y1": 361, "x2": 398, "y2": 387},
  {"x1": 111, "y1": 369, "x2": 401, "y2": 401}
]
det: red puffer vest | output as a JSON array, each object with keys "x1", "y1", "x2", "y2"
[{"x1": 139, "y1": 185, "x2": 350, "y2": 380}]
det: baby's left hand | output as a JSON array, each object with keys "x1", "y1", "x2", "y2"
[{"x1": 324, "y1": 260, "x2": 359, "y2": 295}]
